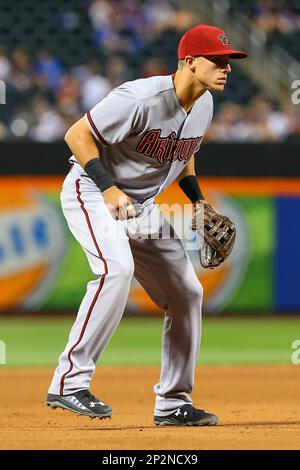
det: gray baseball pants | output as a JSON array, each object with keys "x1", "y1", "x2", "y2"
[{"x1": 48, "y1": 165, "x2": 203, "y2": 416}]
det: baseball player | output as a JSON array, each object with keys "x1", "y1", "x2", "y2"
[{"x1": 46, "y1": 25, "x2": 247, "y2": 426}]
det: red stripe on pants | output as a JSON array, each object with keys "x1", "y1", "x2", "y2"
[{"x1": 59, "y1": 178, "x2": 108, "y2": 396}]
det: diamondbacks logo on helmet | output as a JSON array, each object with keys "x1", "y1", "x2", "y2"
[{"x1": 217, "y1": 33, "x2": 229, "y2": 45}]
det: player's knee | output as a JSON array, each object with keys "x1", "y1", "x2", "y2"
[
  {"x1": 112, "y1": 255, "x2": 135, "y2": 281},
  {"x1": 91, "y1": 251, "x2": 134, "y2": 282},
  {"x1": 185, "y1": 279, "x2": 203, "y2": 305},
  {"x1": 120, "y1": 259, "x2": 135, "y2": 281}
]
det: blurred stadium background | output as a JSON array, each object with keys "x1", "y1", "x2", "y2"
[
  {"x1": 0, "y1": 0, "x2": 300, "y2": 369},
  {"x1": 1, "y1": 0, "x2": 300, "y2": 142}
]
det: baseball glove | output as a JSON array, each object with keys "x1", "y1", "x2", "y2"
[{"x1": 191, "y1": 200, "x2": 236, "y2": 269}]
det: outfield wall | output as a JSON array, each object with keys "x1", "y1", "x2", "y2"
[{"x1": 0, "y1": 171, "x2": 299, "y2": 314}]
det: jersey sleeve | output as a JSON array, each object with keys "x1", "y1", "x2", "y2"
[{"x1": 85, "y1": 87, "x2": 144, "y2": 146}]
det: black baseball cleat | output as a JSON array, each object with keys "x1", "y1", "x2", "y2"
[
  {"x1": 46, "y1": 389, "x2": 112, "y2": 419},
  {"x1": 154, "y1": 404, "x2": 218, "y2": 426}
]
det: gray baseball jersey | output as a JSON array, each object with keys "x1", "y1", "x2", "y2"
[
  {"x1": 70, "y1": 74, "x2": 213, "y2": 202},
  {"x1": 49, "y1": 74, "x2": 213, "y2": 417}
]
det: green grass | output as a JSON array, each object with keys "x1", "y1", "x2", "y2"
[{"x1": 0, "y1": 316, "x2": 299, "y2": 367}]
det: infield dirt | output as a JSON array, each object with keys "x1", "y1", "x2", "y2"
[{"x1": 0, "y1": 365, "x2": 299, "y2": 450}]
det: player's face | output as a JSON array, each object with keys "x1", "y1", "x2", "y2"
[{"x1": 194, "y1": 55, "x2": 231, "y2": 92}]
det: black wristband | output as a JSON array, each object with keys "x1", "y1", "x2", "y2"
[
  {"x1": 84, "y1": 158, "x2": 115, "y2": 192},
  {"x1": 178, "y1": 175, "x2": 204, "y2": 203}
]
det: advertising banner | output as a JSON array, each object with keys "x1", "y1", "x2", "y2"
[{"x1": 0, "y1": 176, "x2": 299, "y2": 314}]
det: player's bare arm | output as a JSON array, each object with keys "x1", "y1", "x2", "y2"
[
  {"x1": 65, "y1": 117, "x2": 136, "y2": 220},
  {"x1": 64, "y1": 117, "x2": 99, "y2": 168},
  {"x1": 177, "y1": 154, "x2": 196, "y2": 180}
]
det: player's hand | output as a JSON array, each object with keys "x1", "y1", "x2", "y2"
[{"x1": 102, "y1": 186, "x2": 137, "y2": 220}]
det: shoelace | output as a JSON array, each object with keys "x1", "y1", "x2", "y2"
[
  {"x1": 76, "y1": 390, "x2": 97, "y2": 401},
  {"x1": 178, "y1": 405, "x2": 204, "y2": 420}
]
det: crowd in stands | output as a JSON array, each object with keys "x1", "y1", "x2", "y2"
[
  {"x1": 206, "y1": 97, "x2": 300, "y2": 143},
  {"x1": 227, "y1": 0, "x2": 300, "y2": 61},
  {"x1": 0, "y1": 0, "x2": 299, "y2": 143},
  {"x1": 88, "y1": 0, "x2": 195, "y2": 53},
  {"x1": 0, "y1": 46, "x2": 173, "y2": 141},
  {"x1": 249, "y1": 0, "x2": 300, "y2": 34}
]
